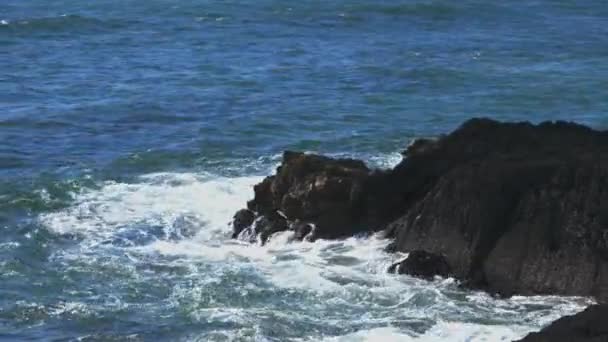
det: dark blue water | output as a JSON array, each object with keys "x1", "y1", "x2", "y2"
[{"x1": 1, "y1": 1, "x2": 606, "y2": 340}]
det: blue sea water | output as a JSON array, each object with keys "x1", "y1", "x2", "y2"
[{"x1": 1, "y1": 0, "x2": 607, "y2": 340}]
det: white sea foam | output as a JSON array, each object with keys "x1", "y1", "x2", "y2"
[
  {"x1": 40, "y1": 172, "x2": 261, "y2": 241},
  {"x1": 419, "y1": 321, "x2": 521, "y2": 341},
  {"x1": 317, "y1": 327, "x2": 414, "y2": 342},
  {"x1": 37, "y1": 165, "x2": 592, "y2": 341},
  {"x1": 315, "y1": 323, "x2": 520, "y2": 342},
  {"x1": 366, "y1": 151, "x2": 403, "y2": 169}
]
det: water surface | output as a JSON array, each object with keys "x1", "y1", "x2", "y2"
[{"x1": 1, "y1": 0, "x2": 606, "y2": 340}]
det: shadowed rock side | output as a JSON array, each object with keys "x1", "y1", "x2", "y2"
[
  {"x1": 233, "y1": 151, "x2": 409, "y2": 243},
  {"x1": 388, "y1": 250, "x2": 451, "y2": 280},
  {"x1": 515, "y1": 305, "x2": 608, "y2": 342},
  {"x1": 232, "y1": 118, "x2": 608, "y2": 303},
  {"x1": 385, "y1": 119, "x2": 608, "y2": 302}
]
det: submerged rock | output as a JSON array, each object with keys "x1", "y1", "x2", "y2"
[
  {"x1": 388, "y1": 250, "x2": 451, "y2": 280},
  {"x1": 516, "y1": 305, "x2": 608, "y2": 342},
  {"x1": 234, "y1": 118, "x2": 608, "y2": 303}
]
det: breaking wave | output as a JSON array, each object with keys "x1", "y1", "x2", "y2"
[{"x1": 30, "y1": 169, "x2": 592, "y2": 341}]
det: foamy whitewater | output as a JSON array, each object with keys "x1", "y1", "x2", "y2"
[{"x1": 34, "y1": 160, "x2": 591, "y2": 341}]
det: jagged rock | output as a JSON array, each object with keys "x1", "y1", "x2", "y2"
[
  {"x1": 386, "y1": 118, "x2": 608, "y2": 301},
  {"x1": 254, "y1": 210, "x2": 289, "y2": 245},
  {"x1": 516, "y1": 305, "x2": 608, "y2": 342},
  {"x1": 246, "y1": 151, "x2": 394, "y2": 240},
  {"x1": 235, "y1": 118, "x2": 608, "y2": 302},
  {"x1": 388, "y1": 250, "x2": 451, "y2": 280},
  {"x1": 231, "y1": 209, "x2": 255, "y2": 238}
]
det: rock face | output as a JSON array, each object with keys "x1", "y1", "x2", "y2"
[
  {"x1": 516, "y1": 305, "x2": 608, "y2": 342},
  {"x1": 388, "y1": 250, "x2": 451, "y2": 280},
  {"x1": 385, "y1": 119, "x2": 608, "y2": 301},
  {"x1": 234, "y1": 118, "x2": 608, "y2": 302},
  {"x1": 231, "y1": 209, "x2": 255, "y2": 238},
  {"x1": 247, "y1": 151, "x2": 370, "y2": 240},
  {"x1": 240, "y1": 151, "x2": 408, "y2": 242}
]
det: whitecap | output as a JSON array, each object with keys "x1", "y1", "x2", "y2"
[{"x1": 39, "y1": 172, "x2": 261, "y2": 242}]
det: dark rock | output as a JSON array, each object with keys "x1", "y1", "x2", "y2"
[
  {"x1": 384, "y1": 241, "x2": 398, "y2": 254},
  {"x1": 291, "y1": 221, "x2": 314, "y2": 241},
  {"x1": 387, "y1": 118, "x2": 608, "y2": 301},
  {"x1": 235, "y1": 118, "x2": 608, "y2": 302},
  {"x1": 231, "y1": 209, "x2": 255, "y2": 238},
  {"x1": 246, "y1": 151, "x2": 394, "y2": 240},
  {"x1": 516, "y1": 305, "x2": 608, "y2": 342},
  {"x1": 253, "y1": 210, "x2": 289, "y2": 245},
  {"x1": 388, "y1": 250, "x2": 451, "y2": 280},
  {"x1": 402, "y1": 137, "x2": 439, "y2": 157}
]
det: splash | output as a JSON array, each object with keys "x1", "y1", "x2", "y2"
[
  {"x1": 40, "y1": 172, "x2": 260, "y2": 241},
  {"x1": 36, "y1": 169, "x2": 591, "y2": 341}
]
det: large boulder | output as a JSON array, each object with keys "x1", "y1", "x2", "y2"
[
  {"x1": 386, "y1": 119, "x2": 608, "y2": 301},
  {"x1": 234, "y1": 118, "x2": 608, "y2": 302},
  {"x1": 516, "y1": 305, "x2": 608, "y2": 342},
  {"x1": 243, "y1": 151, "x2": 404, "y2": 240}
]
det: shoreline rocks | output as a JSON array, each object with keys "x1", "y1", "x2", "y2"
[
  {"x1": 235, "y1": 151, "x2": 409, "y2": 242},
  {"x1": 231, "y1": 118, "x2": 608, "y2": 337},
  {"x1": 385, "y1": 119, "x2": 608, "y2": 301},
  {"x1": 515, "y1": 304, "x2": 608, "y2": 341},
  {"x1": 234, "y1": 118, "x2": 608, "y2": 301}
]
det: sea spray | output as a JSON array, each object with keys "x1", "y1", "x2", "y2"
[{"x1": 33, "y1": 171, "x2": 592, "y2": 341}]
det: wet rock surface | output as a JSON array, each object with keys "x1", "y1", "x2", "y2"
[
  {"x1": 388, "y1": 250, "x2": 451, "y2": 280},
  {"x1": 233, "y1": 118, "x2": 608, "y2": 303},
  {"x1": 231, "y1": 209, "x2": 255, "y2": 238},
  {"x1": 386, "y1": 119, "x2": 608, "y2": 301},
  {"x1": 516, "y1": 305, "x2": 608, "y2": 342},
  {"x1": 236, "y1": 150, "x2": 407, "y2": 242}
]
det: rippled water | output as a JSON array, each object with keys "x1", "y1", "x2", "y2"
[{"x1": 2, "y1": 0, "x2": 607, "y2": 340}]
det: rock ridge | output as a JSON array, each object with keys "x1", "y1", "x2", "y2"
[{"x1": 232, "y1": 118, "x2": 608, "y2": 303}]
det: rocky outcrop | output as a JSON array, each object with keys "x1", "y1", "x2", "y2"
[
  {"x1": 233, "y1": 118, "x2": 608, "y2": 302},
  {"x1": 388, "y1": 250, "x2": 451, "y2": 280},
  {"x1": 385, "y1": 119, "x2": 608, "y2": 301},
  {"x1": 246, "y1": 151, "x2": 371, "y2": 240},
  {"x1": 235, "y1": 151, "x2": 408, "y2": 242},
  {"x1": 516, "y1": 305, "x2": 608, "y2": 342}
]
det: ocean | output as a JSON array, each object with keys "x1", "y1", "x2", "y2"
[{"x1": 1, "y1": 0, "x2": 607, "y2": 340}]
